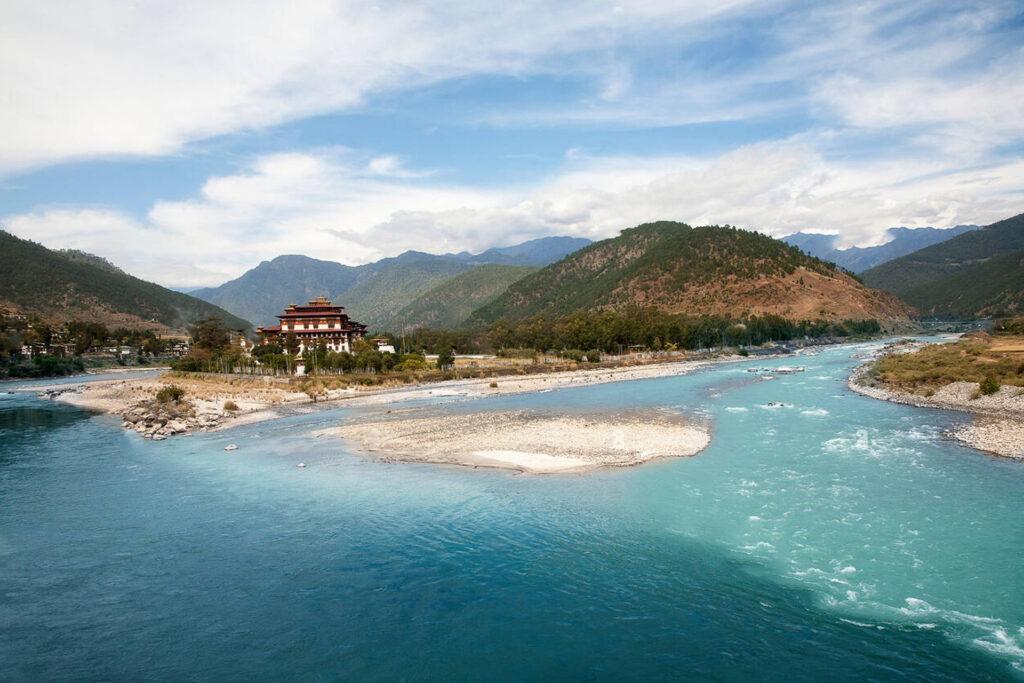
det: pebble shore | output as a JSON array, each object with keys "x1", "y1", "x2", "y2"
[{"x1": 848, "y1": 364, "x2": 1024, "y2": 459}]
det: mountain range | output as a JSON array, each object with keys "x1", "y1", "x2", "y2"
[
  {"x1": 192, "y1": 236, "x2": 590, "y2": 328},
  {"x1": 473, "y1": 222, "x2": 912, "y2": 326},
  {"x1": 861, "y1": 212, "x2": 1024, "y2": 318},
  {"x1": 782, "y1": 225, "x2": 978, "y2": 273},
  {"x1": 8, "y1": 210, "x2": 1019, "y2": 339},
  {"x1": 0, "y1": 231, "x2": 250, "y2": 332}
]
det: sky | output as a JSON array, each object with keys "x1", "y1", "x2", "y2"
[{"x1": 1, "y1": 0, "x2": 1023, "y2": 288}]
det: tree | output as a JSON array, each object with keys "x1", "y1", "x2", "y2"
[
  {"x1": 303, "y1": 342, "x2": 330, "y2": 374},
  {"x1": 252, "y1": 342, "x2": 282, "y2": 358},
  {"x1": 142, "y1": 336, "x2": 164, "y2": 356},
  {"x1": 190, "y1": 317, "x2": 231, "y2": 351},
  {"x1": 437, "y1": 348, "x2": 455, "y2": 370},
  {"x1": 283, "y1": 333, "x2": 300, "y2": 356}
]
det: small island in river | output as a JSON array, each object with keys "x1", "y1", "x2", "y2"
[{"x1": 316, "y1": 409, "x2": 710, "y2": 473}]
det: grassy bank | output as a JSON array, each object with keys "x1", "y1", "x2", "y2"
[{"x1": 868, "y1": 332, "x2": 1024, "y2": 396}]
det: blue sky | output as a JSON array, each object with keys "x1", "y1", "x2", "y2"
[{"x1": 1, "y1": 0, "x2": 1022, "y2": 286}]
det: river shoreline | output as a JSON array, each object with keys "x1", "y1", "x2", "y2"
[
  {"x1": 31, "y1": 353, "x2": 744, "y2": 438},
  {"x1": 848, "y1": 363, "x2": 1024, "y2": 459}
]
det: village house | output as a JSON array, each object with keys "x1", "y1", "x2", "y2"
[
  {"x1": 370, "y1": 337, "x2": 396, "y2": 354},
  {"x1": 256, "y1": 297, "x2": 367, "y2": 354}
]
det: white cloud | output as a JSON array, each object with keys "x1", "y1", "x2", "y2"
[
  {"x1": 0, "y1": 0, "x2": 754, "y2": 172},
  {"x1": 5, "y1": 141, "x2": 1021, "y2": 286},
  {"x1": 3, "y1": 1, "x2": 1021, "y2": 287}
]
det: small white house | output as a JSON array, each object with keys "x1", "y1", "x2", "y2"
[{"x1": 371, "y1": 337, "x2": 396, "y2": 354}]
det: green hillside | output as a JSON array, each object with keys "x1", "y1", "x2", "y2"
[
  {"x1": 191, "y1": 236, "x2": 592, "y2": 327},
  {"x1": 191, "y1": 255, "x2": 359, "y2": 327},
  {"x1": 893, "y1": 250, "x2": 1024, "y2": 318},
  {"x1": 343, "y1": 255, "x2": 474, "y2": 328},
  {"x1": 0, "y1": 231, "x2": 251, "y2": 331},
  {"x1": 472, "y1": 222, "x2": 910, "y2": 325},
  {"x1": 385, "y1": 264, "x2": 536, "y2": 331},
  {"x1": 861, "y1": 212, "x2": 1024, "y2": 317}
]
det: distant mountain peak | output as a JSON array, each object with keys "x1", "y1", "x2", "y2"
[
  {"x1": 783, "y1": 224, "x2": 980, "y2": 273},
  {"x1": 190, "y1": 235, "x2": 591, "y2": 327},
  {"x1": 861, "y1": 212, "x2": 1024, "y2": 318}
]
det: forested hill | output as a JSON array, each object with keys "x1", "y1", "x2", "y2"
[
  {"x1": 192, "y1": 236, "x2": 591, "y2": 327},
  {"x1": 340, "y1": 253, "x2": 474, "y2": 328},
  {"x1": 385, "y1": 264, "x2": 536, "y2": 331},
  {"x1": 472, "y1": 222, "x2": 912, "y2": 326},
  {"x1": 861, "y1": 211, "x2": 1024, "y2": 318},
  {"x1": 0, "y1": 231, "x2": 251, "y2": 332},
  {"x1": 191, "y1": 255, "x2": 360, "y2": 328}
]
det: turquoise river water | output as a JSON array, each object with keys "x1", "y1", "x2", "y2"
[{"x1": 1, "y1": 342, "x2": 1022, "y2": 680}]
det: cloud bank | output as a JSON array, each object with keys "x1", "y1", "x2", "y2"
[
  {"x1": 2, "y1": 0, "x2": 1022, "y2": 285},
  {"x1": 7, "y1": 141, "x2": 1022, "y2": 286}
]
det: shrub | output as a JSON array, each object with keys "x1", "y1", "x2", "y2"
[
  {"x1": 395, "y1": 357, "x2": 428, "y2": 372},
  {"x1": 437, "y1": 348, "x2": 455, "y2": 370},
  {"x1": 496, "y1": 347, "x2": 536, "y2": 359},
  {"x1": 738, "y1": 348, "x2": 749, "y2": 357},
  {"x1": 489, "y1": 381, "x2": 498, "y2": 388},
  {"x1": 170, "y1": 355, "x2": 207, "y2": 372},
  {"x1": 993, "y1": 316, "x2": 1024, "y2": 336},
  {"x1": 223, "y1": 400, "x2": 239, "y2": 411},
  {"x1": 559, "y1": 349, "x2": 585, "y2": 362},
  {"x1": 979, "y1": 376, "x2": 1000, "y2": 396},
  {"x1": 156, "y1": 385, "x2": 185, "y2": 403}
]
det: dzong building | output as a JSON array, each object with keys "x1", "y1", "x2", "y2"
[{"x1": 257, "y1": 297, "x2": 367, "y2": 354}]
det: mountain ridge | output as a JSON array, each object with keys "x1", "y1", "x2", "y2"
[
  {"x1": 0, "y1": 231, "x2": 251, "y2": 332},
  {"x1": 783, "y1": 224, "x2": 979, "y2": 273},
  {"x1": 473, "y1": 222, "x2": 913, "y2": 326},
  {"x1": 385, "y1": 264, "x2": 537, "y2": 331},
  {"x1": 861, "y1": 212, "x2": 1024, "y2": 318},
  {"x1": 193, "y1": 235, "x2": 592, "y2": 327}
]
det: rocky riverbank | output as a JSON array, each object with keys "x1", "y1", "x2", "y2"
[
  {"x1": 849, "y1": 362, "x2": 1024, "y2": 459},
  {"x1": 118, "y1": 399, "x2": 225, "y2": 440},
  {"x1": 32, "y1": 354, "x2": 742, "y2": 440}
]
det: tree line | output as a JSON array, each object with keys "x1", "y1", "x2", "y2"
[
  {"x1": 0, "y1": 314, "x2": 175, "y2": 378},
  {"x1": 169, "y1": 310, "x2": 884, "y2": 377},
  {"x1": 485, "y1": 308, "x2": 881, "y2": 354}
]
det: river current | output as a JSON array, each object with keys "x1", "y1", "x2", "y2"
[{"x1": 1, "y1": 342, "x2": 1022, "y2": 680}]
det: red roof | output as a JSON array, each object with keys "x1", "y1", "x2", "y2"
[{"x1": 257, "y1": 297, "x2": 367, "y2": 338}]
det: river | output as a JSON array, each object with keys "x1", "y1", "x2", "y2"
[{"x1": 1, "y1": 342, "x2": 1021, "y2": 680}]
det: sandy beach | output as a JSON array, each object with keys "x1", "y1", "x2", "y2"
[{"x1": 316, "y1": 409, "x2": 710, "y2": 473}]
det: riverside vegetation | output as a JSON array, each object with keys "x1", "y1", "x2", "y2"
[
  {"x1": 169, "y1": 308, "x2": 887, "y2": 380},
  {"x1": 1, "y1": 315, "x2": 176, "y2": 378},
  {"x1": 866, "y1": 324, "x2": 1024, "y2": 397}
]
